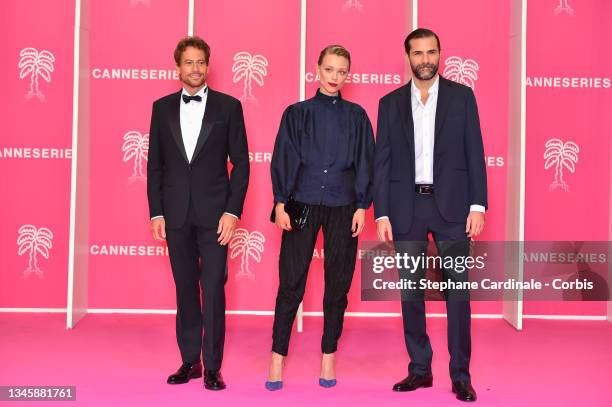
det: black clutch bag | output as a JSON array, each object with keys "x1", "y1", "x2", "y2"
[{"x1": 269, "y1": 198, "x2": 310, "y2": 231}]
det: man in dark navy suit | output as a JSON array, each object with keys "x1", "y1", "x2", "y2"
[
  {"x1": 373, "y1": 29, "x2": 487, "y2": 402},
  {"x1": 147, "y1": 36, "x2": 249, "y2": 391}
]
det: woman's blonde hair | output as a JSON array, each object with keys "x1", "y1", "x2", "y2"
[{"x1": 317, "y1": 44, "x2": 351, "y2": 71}]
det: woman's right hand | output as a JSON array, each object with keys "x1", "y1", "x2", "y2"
[{"x1": 275, "y1": 203, "x2": 293, "y2": 231}]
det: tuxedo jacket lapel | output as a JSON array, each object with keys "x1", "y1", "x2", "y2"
[
  {"x1": 397, "y1": 83, "x2": 415, "y2": 161},
  {"x1": 168, "y1": 91, "x2": 189, "y2": 164},
  {"x1": 434, "y1": 76, "x2": 452, "y2": 146},
  {"x1": 191, "y1": 89, "x2": 217, "y2": 163}
]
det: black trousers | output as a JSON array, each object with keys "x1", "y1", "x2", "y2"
[
  {"x1": 395, "y1": 193, "x2": 472, "y2": 382},
  {"x1": 165, "y1": 202, "x2": 228, "y2": 371},
  {"x1": 272, "y1": 204, "x2": 358, "y2": 356}
]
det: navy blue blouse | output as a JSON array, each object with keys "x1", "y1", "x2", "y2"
[{"x1": 271, "y1": 90, "x2": 375, "y2": 209}]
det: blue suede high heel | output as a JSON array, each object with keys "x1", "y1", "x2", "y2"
[
  {"x1": 265, "y1": 380, "x2": 283, "y2": 391},
  {"x1": 319, "y1": 378, "x2": 337, "y2": 388},
  {"x1": 266, "y1": 354, "x2": 285, "y2": 391}
]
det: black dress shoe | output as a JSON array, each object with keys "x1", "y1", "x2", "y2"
[
  {"x1": 452, "y1": 381, "x2": 477, "y2": 402},
  {"x1": 204, "y1": 369, "x2": 226, "y2": 391},
  {"x1": 392, "y1": 373, "x2": 433, "y2": 392},
  {"x1": 167, "y1": 361, "x2": 202, "y2": 384}
]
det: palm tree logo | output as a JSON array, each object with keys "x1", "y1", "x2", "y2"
[
  {"x1": 343, "y1": 0, "x2": 365, "y2": 12},
  {"x1": 17, "y1": 224, "x2": 53, "y2": 278},
  {"x1": 232, "y1": 52, "x2": 269, "y2": 103},
  {"x1": 544, "y1": 138, "x2": 579, "y2": 191},
  {"x1": 443, "y1": 56, "x2": 480, "y2": 89},
  {"x1": 554, "y1": 0, "x2": 574, "y2": 16},
  {"x1": 18, "y1": 47, "x2": 55, "y2": 101},
  {"x1": 122, "y1": 130, "x2": 149, "y2": 183},
  {"x1": 229, "y1": 228, "x2": 265, "y2": 279}
]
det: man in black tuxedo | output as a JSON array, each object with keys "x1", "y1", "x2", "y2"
[
  {"x1": 373, "y1": 29, "x2": 487, "y2": 402},
  {"x1": 147, "y1": 36, "x2": 249, "y2": 391}
]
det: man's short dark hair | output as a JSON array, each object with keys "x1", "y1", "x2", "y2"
[
  {"x1": 174, "y1": 36, "x2": 210, "y2": 65},
  {"x1": 404, "y1": 28, "x2": 441, "y2": 54}
]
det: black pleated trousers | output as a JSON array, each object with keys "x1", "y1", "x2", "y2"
[
  {"x1": 394, "y1": 193, "x2": 472, "y2": 382},
  {"x1": 165, "y1": 201, "x2": 228, "y2": 371},
  {"x1": 271, "y1": 204, "x2": 358, "y2": 356}
]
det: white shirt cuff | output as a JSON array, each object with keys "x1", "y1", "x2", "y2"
[
  {"x1": 151, "y1": 215, "x2": 164, "y2": 221},
  {"x1": 376, "y1": 216, "x2": 389, "y2": 221},
  {"x1": 224, "y1": 212, "x2": 238, "y2": 219},
  {"x1": 470, "y1": 205, "x2": 486, "y2": 213}
]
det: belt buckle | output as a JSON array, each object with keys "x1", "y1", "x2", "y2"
[{"x1": 417, "y1": 185, "x2": 433, "y2": 195}]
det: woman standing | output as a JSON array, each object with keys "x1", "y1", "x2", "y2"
[{"x1": 266, "y1": 45, "x2": 375, "y2": 390}]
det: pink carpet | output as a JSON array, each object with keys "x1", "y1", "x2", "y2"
[{"x1": 0, "y1": 313, "x2": 610, "y2": 406}]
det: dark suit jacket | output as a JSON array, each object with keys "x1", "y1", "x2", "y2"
[
  {"x1": 147, "y1": 88, "x2": 250, "y2": 229},
  {"x1": 373, "y1": 76, "x2": 487, "y2": 234}
]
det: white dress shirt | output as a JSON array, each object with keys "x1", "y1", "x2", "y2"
[
  {"x1": 180, "y1": 86, "x2": 208, "y2": 163},
  {"x1": 376, "y1": 75, "x2": 484, "y2": 221},
  {"x1": 412, "y1": 75, "x2": 438, "y2": 185}
]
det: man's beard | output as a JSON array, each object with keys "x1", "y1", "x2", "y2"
[{"x1": 411, "y1": 62, "x2": 438, "y2": 80}]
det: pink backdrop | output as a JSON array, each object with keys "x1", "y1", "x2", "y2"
[
  {"x1": 301, "y1": 0, "x2": 408, "y2": 314},
  {"x1": 524, "y1": 0, "x2": 611, "y2": 315},
  {"x1": 409, "y1": 0, "x2": 511, "y2": 316},
  {"x1": 0, "y1": 0, "x2": 74, "y2": 308},
  {"x1": 86, "y1": 0, "x2": 188, "y2": 309},
  {"x1": 195, "y1": 0, "x2": 301, "y2": 311},
  {"x1": 1, "y1": 0, "x2": 610, "y2": 318}
]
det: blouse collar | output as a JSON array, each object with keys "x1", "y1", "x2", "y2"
[{"x1": 315, "y1": 88, "x2": 342, "y2": 104}]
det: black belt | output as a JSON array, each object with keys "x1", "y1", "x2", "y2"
[{"x1": 415, "y1": 184, "x2": 434, "y2": 194}]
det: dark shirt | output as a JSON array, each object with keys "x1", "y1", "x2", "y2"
[{"x1": 271, "y1": 90, "x2": 375, "y2": 209}]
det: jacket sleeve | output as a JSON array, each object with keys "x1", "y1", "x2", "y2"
[
  {"x1": 353, "y1": 108, "x2": 375, "y2": 209},
  {"x1": 464, "y1": 88, "x2": 488, "y2": 209},
  {"x1": 225, "y1": 99, "x2": 250, "y2": 218},
  {"x1": 270, "y1": 106, "x2": 301, "y2": 204},
  {"x1": 146, "y1": 102, "x2": 163, "y2": 219},
  {"x1": 373, "y1": 97, "x2": 392, "y2": 218}
]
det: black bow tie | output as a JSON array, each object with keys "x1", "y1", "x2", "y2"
[{"x1": 182, "y1": 94, "x2": 202, "y2": 103}]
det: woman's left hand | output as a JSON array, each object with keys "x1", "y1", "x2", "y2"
[{"x1": 351, "y1": 208, "x2": 366, "y2": 237}]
